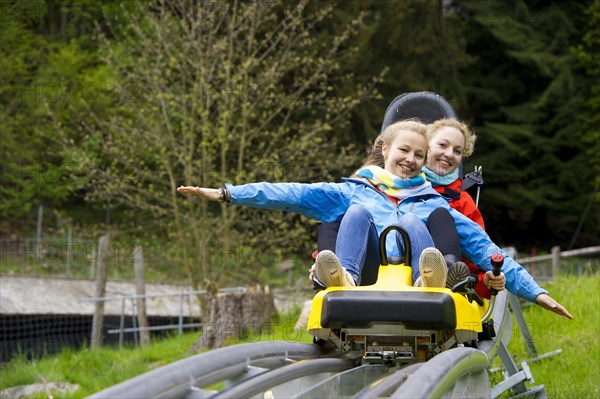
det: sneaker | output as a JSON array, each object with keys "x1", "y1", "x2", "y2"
[
  {"x1": 314, "y1": 250, "x2": 356, "y2": 288},
  {"x1": 446, "y1": 261, "x2": 471, "y2": 290},
  {"x1": 310, "y1": 263, "x2": 327, "y2": 290},
  {"x1": 419, "y1": 247, "x2": 447, "y2": 288},
  {"x1": 443, "y1": 254, "x2": 458, "y2": 268}
]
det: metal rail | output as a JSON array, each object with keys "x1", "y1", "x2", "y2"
[
  {"x1": 211, "y1": 358, "x2": 355, "y2": 399},
  {"x1": 87, "y1": 341, "x2": 328, "y2": 399},
  {"x1": 292, "y1": 363, "x2": 393, "y2": 398},
  {"x1": 352, "y1": 363, "x2": 423, "y2": 398},
  {"x1": 390, "y1": 347, "x2": 489, "y2": 398}
]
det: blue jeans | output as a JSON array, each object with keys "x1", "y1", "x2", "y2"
[{"x1": 335, "y1": 204, "x2": 434, "y2": 284}]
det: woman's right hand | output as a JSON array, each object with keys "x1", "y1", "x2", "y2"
[{"x1": 177, "y1": 186, "x2": 221, "y2": 201}]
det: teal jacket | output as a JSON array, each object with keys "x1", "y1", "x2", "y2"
[{"x1": 226, "y1": 178, "x2": 547, "y2": 303}]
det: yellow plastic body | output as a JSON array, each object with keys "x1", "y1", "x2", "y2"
[{"x1": 307, "y1": 263, "x2": 488, "y2": 336}]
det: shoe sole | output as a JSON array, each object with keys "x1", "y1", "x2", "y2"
[
  {"x1": 446, "y1": 262, "x2": 471, "y2": 289},
  {"x1": 419, "y1": 248, "x2": 447, "y2": 288},
  {"x1": 314, "y1": 250, "x2": 346, "y2": 288}
]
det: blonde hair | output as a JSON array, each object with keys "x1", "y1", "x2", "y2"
[
  {"x1": 361, "y1": 120, "x2": 428, "y2": 170},
  {"x1": 426, "y1": 118, "x2": 476, "y2": 157}
]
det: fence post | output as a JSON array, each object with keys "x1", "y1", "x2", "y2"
[
  {"x1": 119, "y1": 297, "x2": 125, "y2": 349},
  {"x1": 35, "y1": 205, "x2": 43, "y2": 260},
  {"x1": 66, "y1": 226, "x2": 72, "y2": 275},
  {"x1": 551, "y1": 246, "x2": 561, "y2": 279},
  {"x1": 89, "y1": 246, "x2": 96, "y2": 278},
  {"x1": 178, "y1": 292, "x2": 184, "y2": 335},
  {"x1": 91, "y1": 234, "x2": 109, "y2": 348},
  {"x1": 134, "y1": 246, "x2": 150, "y2": 346}
]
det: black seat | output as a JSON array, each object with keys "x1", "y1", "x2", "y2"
[
  {"x1": 380, "y1": 91, "x2": 458, "y2": 130},
  {"x1": 320, "y1": 290, "x2": 457, "y2": 330}
]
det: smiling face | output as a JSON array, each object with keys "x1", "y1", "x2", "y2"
[
  {"x1": 382, "y1": 130, "x2": 428, "y2": 179},
  {"x1": 427, "y1": 126, "x2": 465, "y2": 176}
]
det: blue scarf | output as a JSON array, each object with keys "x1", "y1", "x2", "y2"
[
  {"x1": 356, "y1": 165, "x2": 431, "y2": 200},
  {"x1": 422, "y1": 165, "x2": 460, "y2": 187}
]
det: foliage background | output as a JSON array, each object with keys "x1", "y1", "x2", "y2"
[{"x1": 1, "y1": 0, "x2": 599, "y2": 288}]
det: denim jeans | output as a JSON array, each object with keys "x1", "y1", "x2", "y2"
[{"x1": 335, "y1": 204, "x2": 434, "y2": 284}]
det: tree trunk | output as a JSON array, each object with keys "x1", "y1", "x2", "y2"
[{"x1": 191, "y1": 285, "x2": 277, "y2": 351}]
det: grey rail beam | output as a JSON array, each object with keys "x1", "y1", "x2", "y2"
[
  {"x1": 390, "y1": 347, "x2": 489, "y2": 399},
  {"x1": 210, "y1": 357, "x2": 356, "y2": 399},
  {"x1": 87, "y1": 341, "x2": 328, "y2": 399},
  {"x1": 291, "y1": 363, "x2": 389, "y2": 398},
  {"x1": 352, "y1": 363, "x2": 424, "y2": 399}
]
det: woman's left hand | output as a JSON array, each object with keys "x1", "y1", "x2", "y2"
[
  {"x1": 483, "y1": 271, "x2": 506, "y2": 291},
  {"x1": 536, "y1": 293, "x2": 573, "y2": 319}
]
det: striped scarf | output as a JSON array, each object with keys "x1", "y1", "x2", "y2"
[{"x1": 356, "y1": 165, "x2": 431, "y2": 200}]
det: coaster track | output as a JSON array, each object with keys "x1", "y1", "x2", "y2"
[{"x1": 88, "y1": 290, "x2": 527, "y2": 399}]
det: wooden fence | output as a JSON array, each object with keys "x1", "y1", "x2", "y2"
[{"x1": 515, "y1": 245, "x2": 600, "y2": 281}]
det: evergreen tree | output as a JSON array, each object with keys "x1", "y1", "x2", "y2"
[
  {"x1": 0, "y1": 1, "x2": 130, "y2": 236},
  {"x1": 459, "y1": 0, "x2": 599, "y2": 249}
]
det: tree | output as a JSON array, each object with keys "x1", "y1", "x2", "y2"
[
  {"x1": 0, "y1": 0, "x2": 129, "y2": 236},
  {"x1": 456, "y1": 0, "x2": 599, "y2": 249},
  {"x1": 0, "y1": 1, "x2": 77, "y2": 235},
  {"x1": 314, "y1": 0, "x2": 476, "y2": 145},
  {"x1": 64, "y1": 0, "x2": 384, "y2": 289},
  {"x1": 574, "y1": 0, "x2": 600, "y2": 191}
]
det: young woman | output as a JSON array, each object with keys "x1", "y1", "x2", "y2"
[
  {"x1": 178, "y1": 120, "x2": 572, "y2": 319},
  {"x1": 424, "y1": 118, "x2": 500, "y2": 298}
]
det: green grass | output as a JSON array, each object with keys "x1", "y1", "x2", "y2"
[
  {"x1": 0, "y1": 333, "x2": 199, "y2": 398},
  {"x1": 1, "y1": 277, "x2": 598, "y2": 398},
  {"x1": 493, "y1": 273, "x2": 600, "y2": 398},
  {"x1": 0, "y1": 310, "x2": 312, "y2": 398}
]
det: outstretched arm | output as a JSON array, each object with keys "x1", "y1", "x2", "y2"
[
  {"x1": 536, "y1": 293, "x2": 573, "y2": 319},
  {"x1": 443, "y1": 207, "x2": 573, "y2": 320},
  {"x1": 178, "y1": 182, "x2": 351, "y2": 222}
]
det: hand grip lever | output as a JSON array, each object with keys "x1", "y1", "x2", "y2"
[{"x1": 490, "y1": 252, "x2": 504, "y2": 296}]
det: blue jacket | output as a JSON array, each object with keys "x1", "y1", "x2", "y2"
[{"x1": 226, "y1": 178, "x2": 547, "y2": 302}]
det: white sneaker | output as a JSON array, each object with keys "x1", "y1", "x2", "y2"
[
  {"x1": 314, "y1": 250, "x2": 356, "y2": 288},
  {"x1": 419, "y1": 247, "x2": 447, "y2": 288}
]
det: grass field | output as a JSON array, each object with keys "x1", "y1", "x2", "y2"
[
  {"x1": 1, "y1": 274, "x2": 598, "y2": 398},
  {"x1": 497, "y1": 273, "x2": 600, "y2": 398}
]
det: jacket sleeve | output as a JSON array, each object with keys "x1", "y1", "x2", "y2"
[
  {"x1": 225, "y1": 181, "x2": 351, "y2": 222},
  {"x1": 449, "y1": 208, "x2": 547, "y2": 303}
]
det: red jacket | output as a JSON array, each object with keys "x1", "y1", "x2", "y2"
[{"x1": 433, "y1": 178, "x2": 491, "y2": 298}]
